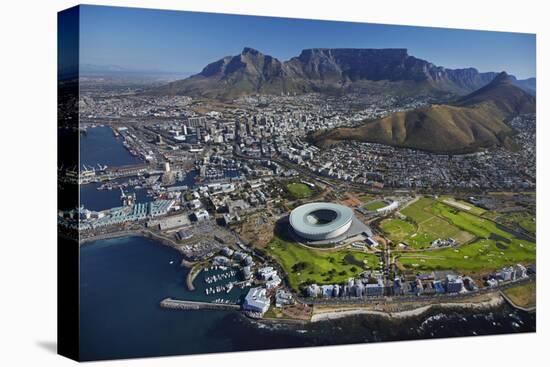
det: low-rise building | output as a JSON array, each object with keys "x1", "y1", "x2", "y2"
[
  {"x1": 258, "y1": 266, "x2": 277, "y2": 280},
  {"x1": 266, "y1": 275, "x2": 281, "y2": 289},
  {"x1": 321, "y1": 285, "x2": 334, "y2": 298},
  {"x1": 243, "y1": 287, "x2": 271, "y2": 315},
  {"x1": 365, "y1": 279, "x2": 385, "y2": 296},
  {"x1": 446, "y1": 274, "x2": 464, "y2": 293},
  {"x1": 193, "y1": 209, "x2": 210, "y2": 221},
  {"x1": 306, "y1": 284, "x2": 320, "y2": 298},
  {"x1": 275, "y1": 289, "x2": 294, "y2": 308}
]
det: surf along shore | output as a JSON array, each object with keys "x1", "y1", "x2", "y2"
[
  {"x1": 309, "y1": 292, "x2": 505, "y2": 322},
  {"x1": 79, "y1": 230, "x2": 533, "y2": 323}
]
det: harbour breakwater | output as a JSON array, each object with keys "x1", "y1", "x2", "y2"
[
  {"x1": 160, "y1": 298, "x2": 240, "y2": 311},
  {"x1": 81, "y1": 233, "x2": 535, "y2": 323}
]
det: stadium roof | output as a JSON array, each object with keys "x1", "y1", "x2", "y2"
[{"x1": 289, "y1": 202, "x2": 353, "y2": 238}]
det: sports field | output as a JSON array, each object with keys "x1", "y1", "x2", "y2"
[
  {"x1": 438, "y1": 196, "x2": 486, "y2": 215},
  {"x1": 266, "y1": 236, "x2": 379, "y2": 291},
  {"x1": 393, "y1": 198, "x2": 536, "y2": 273},
  {"x1": 382, "y1": 198, "x2": 473, "y2": 248},
  {"x1": 397, "y1": 237, "x2": 535, "y2": 273},
  {"x1": 286, "y1": 182, "x2": 313, "y2": 199},
  {"x1": 363, "y1": 200, "x2": 387, "y2": 211},
  {"x1": 359, "y1": 194, "x2": 374, "y2": 202},
  {"x1": 431, "y1": 202, "x2": 515, "y2": 239}
]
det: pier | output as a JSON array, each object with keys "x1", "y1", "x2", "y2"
[{"x1": 160, "y1": 298, "x2": 240, "y2": 311}]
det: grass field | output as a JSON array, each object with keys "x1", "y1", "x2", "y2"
[
  {"x1": 380, "y1": 219, "x2": 416, "y2": 243},
  {"x1": 397, "y1": 237, "x2": 535, "y2": 273},
  {"x1": 439, "y1": 196, "x2": 486, "y2": 215},
  {"x1": 392, "y1": 197, "x2": 536, "y2": 273},
  {"x1": 381, "y1": 217, "x2": 470, "y2": 249},
  {"x1": 363, "y1": 200, "x2": 387, "y2": 211},
  {"x1": 401, "y1": 198, "x2": 437, "y2": 222},
  {"x1": 499, "y1": 212, "x2": 536, "y2": 235},
  {"x1": 266, "y1": 236, "x2": 380, "y2": 290},
  {"x1": 385, "y1": 198, "x2": 472, "y2": 248},
  {"x1": 286, "y1": 183, "x2": 313, "y2": 199},
  {"x1": 359, "y1": 194, "x2": 375, "y2": 202},
  {"x1": 431, "y1": 202, "x2": 516, "y2": 240},
  {"x1": 520, "y1": 218, "x2": 536, "y2": 234},
  {"x1": 502, "y1": 282, "x2": 536, "y2": 309}
]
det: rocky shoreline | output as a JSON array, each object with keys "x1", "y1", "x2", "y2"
[
  {"x1": 80, "y1": 229, "x2": 195, "y2": 268},
  {"x1": 80, "y1": 232, "x2": 535, "y2": 324},
  {"x1": 310, "y1": 292, "x2": 505, "y2": 322}
]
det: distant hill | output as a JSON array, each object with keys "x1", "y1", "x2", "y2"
[
  {"x1": 149, "y1": 47, "x2": 535, "y2": 99},
  {"x1": 511, "y1": 77, "x2": 536, "y2": 96},
  {"x1": 80, "y1": 64, "x2": 194, "y2": 82},
  {"x1": 311, "y1": 72, "x2": 536, "y2": 154}
]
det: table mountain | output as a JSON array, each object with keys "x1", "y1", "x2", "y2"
[{"x1": 150, "y1": 47, "x2": 533, "y2": 99}]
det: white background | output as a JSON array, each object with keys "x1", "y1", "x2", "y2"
[{"x1": 0, "y1": 0, "x2": 547, "y2": 365}]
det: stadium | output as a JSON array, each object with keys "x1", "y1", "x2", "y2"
[{"x1": 289, "y1": 202, "x2": 372, "y2": 245}]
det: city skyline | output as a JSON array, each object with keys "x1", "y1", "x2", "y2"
[{"x1": 79, "y1": 5, "x2": 536, "y2": 79}]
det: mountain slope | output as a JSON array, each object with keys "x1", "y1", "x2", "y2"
[
  {"x1": 150, "y1": 48, "x2": 532, "y2": 99},
  {"x1": 311, "y1": 73, "x2": 535, "y2": 154},
  {"x1": 512, "y1": 77, "x2": 536, "y2": 96}
]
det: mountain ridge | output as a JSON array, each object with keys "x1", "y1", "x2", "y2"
[
  {"x1": 150, "y1": 47, "x2": 535, "y2": 99},
  {"x1": 310, "y1": 72, "x2": 536, "y2": 154}
]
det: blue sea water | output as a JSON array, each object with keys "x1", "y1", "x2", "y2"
[
  {"x1": 78, "y1": 123, "x2": 535, "y2": 361},
  {"x1": 79, "y1": 181, "x2": 151, "y2": 211},
  {"x1": 79, "y1": 236, "x2": 536, "y2": 361},
  {"x1": 80, "y1": 126, "x2": 143, "y2": 168},
  {"x1": 78, "y1": 125, "x2": 197, "y2": 211}
]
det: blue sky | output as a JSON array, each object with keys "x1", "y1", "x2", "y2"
[{"x1": 79, "y1": 5, "x2": 536, "y2": 79}]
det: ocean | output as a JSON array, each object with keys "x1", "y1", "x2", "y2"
[
  {"x1": 78, "y1": 124, "x2": 535, "y2": 361},
  {"x1": 78, "y1": 125, "x2": 197, "y2": 212},
  {"x1": 79, "y1": 236, "x2": 535, "y2": 361},
  {"x1": 80, "y1": 125, "x2": 143, "y2": 168}
]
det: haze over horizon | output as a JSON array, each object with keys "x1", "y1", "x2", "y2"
[{"x1": 79, "y1": 5, "x2": 536, "y2": 79}]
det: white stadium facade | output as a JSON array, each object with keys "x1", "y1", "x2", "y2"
[{"x1": 289, "y1": 202, "x2": 355, "y2": 241}]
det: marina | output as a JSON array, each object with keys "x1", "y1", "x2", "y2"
[
  {"x1": 195, "y1": 265, "x2": 249, "y2": 303},
  {"x1": 79, "y1": 236, "x2": 536, "y2": 361}
]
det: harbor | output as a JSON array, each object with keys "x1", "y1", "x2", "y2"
[
  {"x1": 79, "y1": 235, "x2": 536, "y2": 361},
  {"x1": 160, "y1": 298, "x2": 240, "y2": 311}
]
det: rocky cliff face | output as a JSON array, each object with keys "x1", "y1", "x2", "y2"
[{"x1": 151, "y1": 47, "x2": 534, "y2": 99}]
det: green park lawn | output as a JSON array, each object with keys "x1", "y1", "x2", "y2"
[
  {"x1": 397, "y1": 237, "x2": 535, "y2": 274},
  {"x1": 438, "y1": 195, "x2": 486, "y2": 215},
  {"x1": 380, "y1": 219, "x2": 416, "y2": 243},
  {"x1": 431, "y1": 202, "x2": 514, "y2": 240},
  {"x1": 384, "y1": 198, "x2": 471, "y2": 248},
  {"x1": 286, "y1": 182, "x2": 313, "y2": 199},
  {"x1": 498, "y1": 212, "x2": 536, "y2": 235},
  {"x1": 502, "y1": 282, "x2": 536, "y2": 308},
  {"x1": 379, "y1": 197, "x2": 537, "y2": 274},
  {"x1": 363, "y1": 200, "x2": 387, "y2": 211},
  {"x1": 400, "y1": 197, "x2": 437, "y2": 223},
  {"x1": 266, "y1": 236, "x2": 380, "y2": 291},
  {"x1": 359, "y1": 194, "x2": 374, "y2": 202}
]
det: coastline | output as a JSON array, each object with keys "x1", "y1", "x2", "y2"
[
  {"x1": 310, "y1": 292, "x2": 506, "y2": 322},
  {"x1": 500, "y1": 290, "x2": 537, "y2": 313},
  {"x1": 80, "y1": 231, "x2": 535, "y2": 323},
  {"x1": 80, "y1": 229, "x2": 196, "y2": 269}
]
